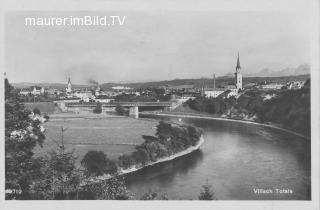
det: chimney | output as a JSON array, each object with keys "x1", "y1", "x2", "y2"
[{"x1": 213, "y1": 73, "x2": 216, "y2": 89}]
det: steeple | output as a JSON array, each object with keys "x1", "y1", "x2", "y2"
[
  {"x1": 66, "y1": 77, "x2": 72, "y2": 93},
  {"x1": 236, "y1": 52, "x2": 241, "y2": 70},
  {"x1": 234, "y1": 52, "x2": 243, "y2": 91}
]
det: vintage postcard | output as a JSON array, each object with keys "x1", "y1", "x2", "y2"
[{"x1": 1, "y1": 0, "x2": 319, "y2": 210}]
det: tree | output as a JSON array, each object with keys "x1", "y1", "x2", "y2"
[
  {"x1": 304, "y1": 78, "x2": 310, "y2": 88},
  {"x1": 82, "y1": 177, "x2": 133, "y2": 200},
  {"x1": 5, "y1": 78, "x2": 46, "y2": 199},
  {"x1": 93, "y1": 102, "x2": 102, "y2": 114},
  {"x1": 198, "y1": 180, "x2": 215, "y2": 200},
  {"x1": 118, "y1": 154, "x2": 134, "y2": 169},
  {"x1": 29, "y1": 149, "x2": 81, "y2": 200},
  {"x1": 81, "y1": 151, "x2": 117, "y2": 176},
  {"x1": 140, "y1": 189, "x2": 168, "y2": 200}
]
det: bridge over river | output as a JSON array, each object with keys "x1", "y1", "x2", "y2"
[{"x1": 58, "y1": 101, "x2": 178, "y2": 118}]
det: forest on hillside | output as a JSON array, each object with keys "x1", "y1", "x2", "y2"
[{"x1": 186, "y1": 79, "x2": 310, "y2": 136}]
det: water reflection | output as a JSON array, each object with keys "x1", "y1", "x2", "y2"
[
  {"x1": 131, "y1": 115, "x2": 311, "y2": 200},
  {"x1": 125, "y1": 150, "x2": 204, "y2": 197}
]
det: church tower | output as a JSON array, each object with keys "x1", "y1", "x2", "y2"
[
  {"x1": 234, "y1": 53, "x2": 242, "y2": 91},
  {"x1": 66, "y1": 77, "x2": 72, "y2": 93}
]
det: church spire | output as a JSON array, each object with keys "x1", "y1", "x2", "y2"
[{"x1": 236, "y1": 52, "x2": 241, "y2": 70}]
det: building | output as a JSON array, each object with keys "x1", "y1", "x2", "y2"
[
  {"x1": 73, "y1": 90, "x2": 93, "y2": 102},
  {"x1": 47, "y1": 88, "x2": 61, "y2": 95},
  {"x1": 286, "y1": 81, "x2": 304, "y2": 89},
  {"x1": 204, "y1": 73, "x2": 225, "y2": 98},
  {"x1": 19, "y1": 88, "x2": 31, "y2": 95},
  {"x1": 32, "y1": 86, "x2": 44, "y2": 95},
  {"x1": 234, "y1": 53, "x2": 243, "y2": 91},
  {"x1": 204, "y1": 53, "x2": 243, "y2": 98},
  {"x1": 204, "y1": 85, "x2": 225, "y2": 98},
  {"x1": 95, "y1": 95, "x2": 114, "y2": 103},
  {"x1": 261, "y1": 83, "x2": 283, "y2": 90},
  {"x1": 66, "y1": 77, "x2": 72, "y2": 93},
  {"x1": 111, "y1": 86, "x2": 132, "y2": 91}
]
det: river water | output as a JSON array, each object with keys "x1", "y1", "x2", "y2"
[{"x1": 125, "y1": 116, "x2": 311, "y2": 200}]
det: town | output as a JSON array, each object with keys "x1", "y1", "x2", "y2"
[{"x1": 16, "y1": 54, "x2": 307, "y2": 106}]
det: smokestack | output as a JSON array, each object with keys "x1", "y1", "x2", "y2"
[{"x1": 213, "y1": 73, "x2": 216, "y2": 89}]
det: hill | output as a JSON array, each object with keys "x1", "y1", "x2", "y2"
[
  {"x1": 99, "y1": 74, "x2": 310, "y2": 89},
  {"x1": 12, "y1": 74, "x2": 310, "y2": 90}
]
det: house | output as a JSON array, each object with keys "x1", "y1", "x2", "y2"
[
  {"x1": 204, "y1": 88, "x2": 225, "y2": 98},
  {"x1": 19, "y1": 88, "x2": 31, "y2": 95},
  {"x1": 29, "y1": 86, "x2": 45, "y2": 95},
  {"x1": 287, "y1": 81, "x2": 304, "y2": 89},
  {"x1": 112, "y1": 86, "x2": 132, "y2": 91},
  {"x1": 95, "y1": 95, "x2": 114, "y2": 103},
  {"x1": 261, "y1": 83, "x2": 283, "y2": 90}
]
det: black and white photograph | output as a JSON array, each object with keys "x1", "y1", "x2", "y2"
[{"x1": 1, "y1": 0, "x2": 319, "y2": 209}]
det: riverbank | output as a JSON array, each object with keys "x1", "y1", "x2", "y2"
[
  {"x1": 81, "y1": 134, "x2": 204, "y2": 185},
  {"x1": 141, "y1": 111, "x2": 310, "y2": 140}
]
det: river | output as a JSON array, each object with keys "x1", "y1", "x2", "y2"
[{"x1": 124, "y1": 115, "x2": 311, "y2": 200}]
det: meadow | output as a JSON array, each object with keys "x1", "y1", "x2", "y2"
[{"x1": 34, "y1": 115, "x2": 158, "y2": 166}]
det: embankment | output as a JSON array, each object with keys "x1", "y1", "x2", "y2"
[
  {"x1": 141, "y1": 111, "x2": 310, "y2": 140},
  {"x1": 82, "y1": 134, "x2": 204, "y2": 185}
]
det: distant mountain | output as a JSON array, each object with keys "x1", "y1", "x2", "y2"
[{"x1": 245, "y1": 64, "x2": 310, "y2": 77}]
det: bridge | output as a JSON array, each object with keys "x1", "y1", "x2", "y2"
[{"x1": 60, "y1": 101, "x2": 177, "y2": 118}]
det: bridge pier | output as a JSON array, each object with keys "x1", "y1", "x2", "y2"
[{"x1": 129, "y1": 106, "x2": 139, "y2": 119}]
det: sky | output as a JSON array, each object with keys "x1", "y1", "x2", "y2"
[{"x1": 4, "y1": 1, "x2": 312, "y2": 84}]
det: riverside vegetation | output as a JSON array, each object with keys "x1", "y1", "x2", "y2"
[
  {"x1": 186, "y1": 79, "x2": 310, "y2": 136},
  {"x1": 5, "y1": 78, "x2": 210, "y2": 200}
]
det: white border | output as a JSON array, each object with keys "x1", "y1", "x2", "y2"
[{"x1": 0, "y1": 1, "x2": 319, "y2": 210}]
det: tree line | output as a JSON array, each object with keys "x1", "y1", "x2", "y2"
[{"x1": 186, "y1": 79, "x2": 310, "y2": 136}]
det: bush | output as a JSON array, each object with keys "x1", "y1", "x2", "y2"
[
  {"x1": 82, "y1": 177, "x2": 132, "y2": 200},
  {"x1": 81, "y1": 151, "x2": 117, "y2": 176},
  {"x1": 140, "y1": 189, "x2": 168, "y2": 200}
]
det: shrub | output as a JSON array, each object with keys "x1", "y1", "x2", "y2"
[
  {"x1": 81, "y1": 151, "x2": 117, "y2": 176},
  {"x1": 140, "y1": 189, "x2": 168, "y2": 200},
  {"x1": 82, "y1": 177, "x2": 132, "y2": 200}
]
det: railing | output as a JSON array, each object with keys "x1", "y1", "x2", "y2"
[{"x1": 64, "y1": 101, "x2": 173, "y2": 107}]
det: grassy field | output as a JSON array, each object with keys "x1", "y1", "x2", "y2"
[
  {"x1": 34, "y1": 114, "x2": 158, "y2": 166},
  {"x1": 24, "y1": 102, "x2": 57, "y2": 114}
]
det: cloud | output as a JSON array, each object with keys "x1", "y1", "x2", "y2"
[{"x1": 5, "y1": 10, "x2": 310, "y2": 83}]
